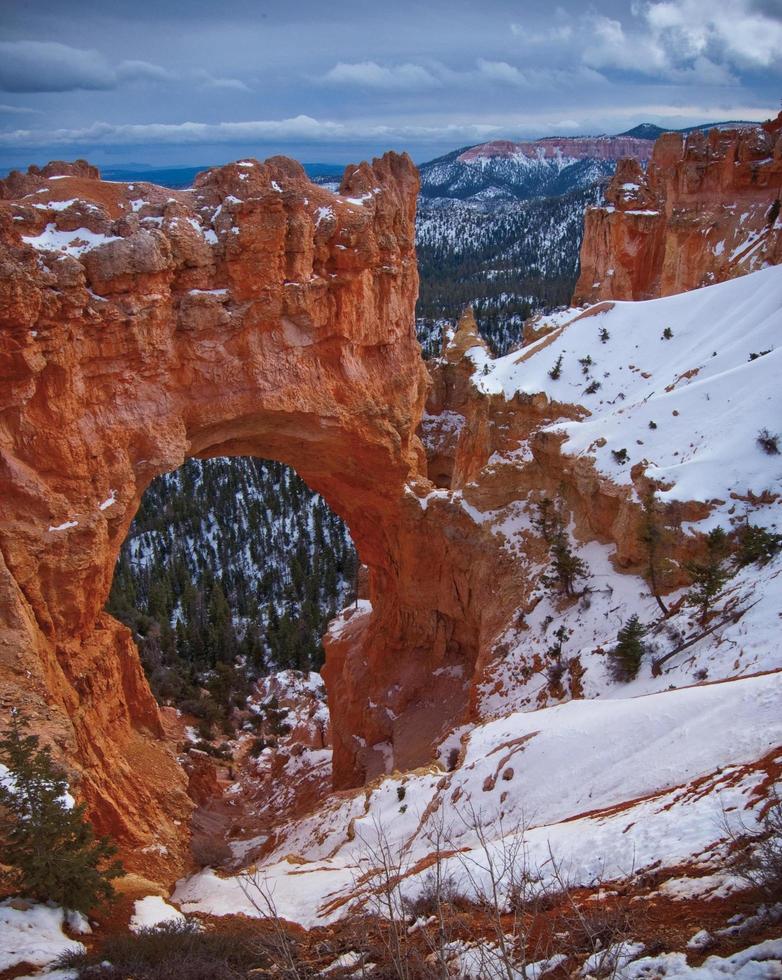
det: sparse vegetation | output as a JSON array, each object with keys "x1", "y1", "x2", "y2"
[
  {"x1": 579, "y1": 355, "x2": 594, "y2": 375},
  {"x1": 611, "y1": 448, "x2": 629, "y2": 464},
  {"x1": 585, "y1": 379, "x2": 601, "y2": 394},
  {"x1": 599, "y1": 326, "x2": 610, "y2": 343},
  {"x1": 546, "y1": 658, "x2": 567, "y2": 689},
  {"x1": 662, "y1": 327, "x2": 673, "y2": 340},
  {"x1": 548, "y1": 354, "x2": 564, "y2": 380},
  {"x1": 684, "y1": 527, "x2": 732, "y2": 625},
  {"x1": 725, "y1": 791, "x2": 782, "y2": 902},
  {"x1": 536, "y1": 499, "x2": 589, "y2": 598},
  {"x1": 735, "y1": 522, "x2": 782, "y2": 567},
  {"x1": 757, "y1": 428, "x2": 780, "y2": 455},
  {"x1": 59, "y1": 920, "x2": 269, "y2": 980},
  {"x1": 546, "y1": 624, "x2": 571, "y2": 659},
  {"x1": 748, "y1": 349, "x2": 772, "y2": 361}
]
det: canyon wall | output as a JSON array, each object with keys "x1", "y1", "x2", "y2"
[
  {"x1": 574, "y1": 112, "x2": 782, "y2": 303},
  {"x1": 0, "y1": 153, "x2": 428, "y2": 876},
  {"x1": 0, "y1": 155, "x2": 654, "y2": 866}
]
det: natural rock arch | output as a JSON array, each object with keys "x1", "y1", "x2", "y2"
[
  {"x1": 0, "y1": 153, "x2": 440, "y2": 873},
  {"x1": 1, "y1": 153, "x2": 546, "y2": 879}
]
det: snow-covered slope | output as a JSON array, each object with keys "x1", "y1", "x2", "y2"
[{"x1": 470, "y1": 265, "x2": 782, "y2": 523}]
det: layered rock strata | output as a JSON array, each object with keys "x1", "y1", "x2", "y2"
[
  {"x1": 574, "y1": 112, "x2": 782, "y2": 303},
  {"x1": 0, "y1": 153, "x2": 426, "y2": 875}
]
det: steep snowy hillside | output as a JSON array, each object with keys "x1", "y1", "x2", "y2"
[
  {"x1": 175, "y1": 267, "x2": 782, "y2": 951},
  {"x1": 470, "y1": 265, "x2": 782, "y2": 520}
]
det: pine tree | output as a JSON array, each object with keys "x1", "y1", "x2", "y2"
[
  {"x1": 609, "y1": 615, "x2": 646, "y2": 681},
  {"x1": 735, "y1": 523, "x2": 782, "y2": 567},
  {"x1": 0, "y1": 713, "x2": 124, "y2": 912},
  {"x1": 547, "y1": 527, "x2": 589, "y2": 597},
  {"x1": 685, "y1": 527, "x2": 732, "y2": 625},
  {"x1": 535, "y1": 496, "x2": 589, "y2": 597},
  {"x1": 532, "y1": 496, "x2": 558, "y2": 544}
]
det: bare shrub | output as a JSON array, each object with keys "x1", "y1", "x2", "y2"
[
  {"x1": 352, "y1": 815, "x2": 420, "y2": 980},
  {"x1": 57, "y1": 920, "x2": 268, "y2": 980},
  {"x1": 724, "y1": 791, "x2": 782, "y2": 902},
  {"x1": 546, "y1": 848, "x2": 637, "y2": 979},
  {"x1": 238, "y1": 871, "x2": 306, "y2": 978},
  {"x1": 757, "y1": 428, "x2": 780, "y2": 455}
]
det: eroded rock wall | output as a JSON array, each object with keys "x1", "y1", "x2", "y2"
[
  {"x1": 0, "y1": 154, "x2": 426, "y2": 876},
  {"x1": 574, "y1": 112, "x2": 782, "y2": 303}
]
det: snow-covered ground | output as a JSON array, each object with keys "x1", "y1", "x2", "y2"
[
  {"x1": 175, "y1": 670, "x2": 780, "y2": 926},
  {"x1": 469, "y1": 265, "x2": 782, "y2": 524},
  {"x1": 0, "y1": 900, "x2": 85, "y2": 975}
]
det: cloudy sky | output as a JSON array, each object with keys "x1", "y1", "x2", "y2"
[{"x1": 0, "y1": 0, "x2": 780, "y2": 170}]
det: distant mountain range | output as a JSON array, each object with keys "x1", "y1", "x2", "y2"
[
  {"x1": 419, "y1": 120, "x2": 758, "y2": 204},
  {"x1": 419, "y1": 136, "x2": 651, "y2": 204},
  {"x1": 619, "y1": 119, "x2": 759, "y2": 140}
]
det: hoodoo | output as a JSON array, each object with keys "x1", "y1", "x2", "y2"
[{"x1": 574, "y1": 112, "x2": 782, "y2": 303}]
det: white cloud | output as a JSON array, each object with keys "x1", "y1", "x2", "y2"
[
  {"x1": 5, "y1": 101, "x2": 770, "y2": 153},
  {"x1": 0, "y1": 104, "x2": 41, "y2": 115},
  {"x1": 192, "y1": 70, "x2": 251, "y2": 93},
  {"x1": 475, "y1": 60, "x2": 532, "y2": 86},
  {"x1": 116, "y1": 60, "x2": 178, "y2": 84},
  {"x1": 0, "y1": 41, "x2": 117, "y2": 93},
  {"x1": 0, "y1": 115, "x2": 504, "y2": 148},
  {"x1": 582, "y1": 0, "x2": 782, "y2": 80},
  {"x1": 321, "y1": 61, "x2": 441, "y2": 90},
  {"x1": 510, "y1": 23, "x2": 574, "y2": 43}
]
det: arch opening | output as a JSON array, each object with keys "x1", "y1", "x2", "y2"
[{"x1": 107, "y1": 455, "x2": 359, "y2": 737}]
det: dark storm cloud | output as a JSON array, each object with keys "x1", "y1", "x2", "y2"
[
  {"x1": 0, "y1": 41, "x2": 176, "y2": 93},
  {"x1": 750, "y1": 0, "x2": 782, "y2": 19},
  {"x1": 0, "y1": 0, "x2": 779, "y2": 166}
]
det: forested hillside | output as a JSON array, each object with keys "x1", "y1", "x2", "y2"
[
  {"x1": 416, "y1": 182, "x2": 604, "y2": 355},
  {"x1": 107, "y1": 458, "x2": 357, "y2": 729}
]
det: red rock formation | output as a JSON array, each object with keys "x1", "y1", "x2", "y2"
[
  {"x1": 574, "y1": 112, "x2": 782, "y2": 303},
  {"x1": 0, "y1": 153, "x2": 426, "y2": 877},
  {"x1": 458, "y1": 136, "x2": 654, "y2": 164}
]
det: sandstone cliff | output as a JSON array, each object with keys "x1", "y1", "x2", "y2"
[
  {"x1": 574, "y1": 112, "x2": 782, "y2": 303},
  {"x1": 0, "y1": 153, "x2": 426, "y2": 876}
]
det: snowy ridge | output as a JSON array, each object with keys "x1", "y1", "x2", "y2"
[
  {"x1": 470, "y1": 265, "x2": 782, "y2": 521},
  {"x1": 419, "y1": 147, "x2": 618, "y2": 203}
]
